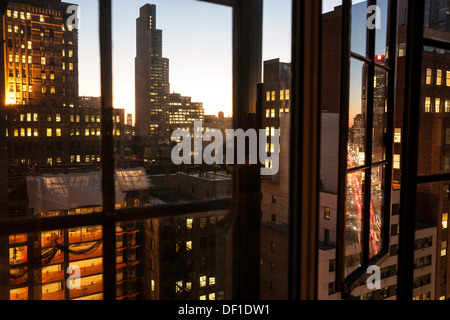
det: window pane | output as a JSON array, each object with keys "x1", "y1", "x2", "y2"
[
  {"x1": 7, "y1": 226, "x2": 104, "y2": 300},
  {"x1": 118, "y1": 213, "x2": 229, "y2": 300},
  {"x1": 369, "y1": 165, "x2": 385, "y2": 258},
  {"x1": 348, "y1": 58, "x2": 367, "y2": 168},
  {"x1": 113, "y1": 0, "x2": 232, "y2": 211},
  {"x1": 351, "y1": 0, "x2": 368, "y2": 57},
  {"x1": 2, "y1": 1, "x2": 102, "y2": 219},
  {"x1": 416, "y1": 181, "x2": 449, "y2": 300},
  {"x1": 345, "y1": 170, "x2": 364, "y2": 277},
  {"x1": 372, "y1": 67, "x2": 388, "y2": 163},
  {"x1": 417, "y1": 46, "x2": 450, "y2": 177},
  {"x1": 374, "y1": 0, "x2": 389, "y2": 58}
]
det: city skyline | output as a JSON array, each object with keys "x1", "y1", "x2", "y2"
[{"x1": 71, "y1": 0, "x2": 292, "y2": 123}]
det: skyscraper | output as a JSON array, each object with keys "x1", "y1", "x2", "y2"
[
  {"x1": 135, "y1": 4, "x2": 170, "y2": 142},
  {"x1": 1, "y1": 0, "x2": 79, "y2": 167}
]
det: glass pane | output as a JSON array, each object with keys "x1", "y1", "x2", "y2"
[
  {"x1": 351, "y1": 0, "x2": 368, "y2": 57},
  {"x1": 348, "y1": 58, "x2": 367, "y2": 169},
  {"x1": 117, "y1": 212, "x2": 230, "y2": 300},
  {"x1": 112, "y1": 0, "x2": 233, "y2": 211},
  {"x1": 345, "y1": 170, "x2": 364, "y2": 277},
  {"x1": 260, "y1": 0, "x2": 292, "y2": 300},
  {"x1": 7, "y1": 226, "x2": 104, "y2": 300},
  {"x1": 3, "y1": 1, "x2": 102, "y2": 219},
  {"x1": 372, "y1": 67, "x2": 388, "y2": 164},
  {"x1": 415, "y1": 181, "x2": 448, "y2": 300},
  {"x1": 424, "y1": 0, "x2": 450, "y2": 31},
  {"x1": 417, "y1": 46, "x2": 450, "y2": 177},
  {"x1": 374, "y1": 0, "x2": 389, "y2": 58},
  {"x1": 369, "y1": 165, "x2": 385, "y2": 258}
]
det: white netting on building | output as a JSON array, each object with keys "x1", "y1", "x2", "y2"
[{"x1": 26, "y1": 168, "x2": 149, "y2": 215}]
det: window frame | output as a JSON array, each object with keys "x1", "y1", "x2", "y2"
[
  {"x1": 336, "y1": 0, "x2": 398, "y2": 295},
  {"x1": 0, "y1": 0, "x2": 267, "y2": 301}
]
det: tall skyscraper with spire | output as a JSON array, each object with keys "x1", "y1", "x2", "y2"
[{"x1": 135, "y1": 4, "x2": 170, "y2": 142}]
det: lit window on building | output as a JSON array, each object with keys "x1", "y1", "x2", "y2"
[
  {"x1": 393, "y1": 154, "x2": 401, "y2": 170},
  {"x1": 200, "y1": 276, "x2": 207, "y2": 287},
  {"x1": 437, "y1": 69, "x2": 442, "y2": 85},
  {"x1": 425, "y1": 97, "x2": 431, "y2": 112},
  {"x1": 426, "y1": 68, "x2": 432, "y2": 85},
  {"x1": 324, "y1": 207, "x2": 331, "y2": 220},
  {"x1": 394, "y1": 128, "x2": 402, "y2": 143},
  {"x1": 443, "y1": 213, "x2": 448, "y2": 229},
  {"x1": 186, "y1": 219, "x2": 193, "y2": 230}
]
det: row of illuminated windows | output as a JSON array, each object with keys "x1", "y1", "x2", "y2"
[
  {"x1": 62, "y1": 49, "x2": 74, "y2": 58},
  {"x1": 175, "y1": 276, "x2": 216, "y2": 293},
  {"x1": 424, "y1": 97, "x2": 450, "y2": 113},
  {"x1": 425, "y1": 67, "x2": 450, "y2": 86},
  {"x1": 71, "y1": 155, "x2": 102, "y2": 164},
  {"x1": 265, "y1": 89, "x2": 290, "y2": 102},
  {"x1": 12, "y1": 114, "x2": 119, "y2": 124},
  {"x1": 70, "y1": 115, "x2": 121, "y2": 123},
  {"x1": 6, "y1": 9, "x2": 53, "y2": 22},
  {"x1": 8, "y1": 54, "x2": 33, "y2": 64},
  {"x1": 62, "y1": 62, "x2": 74, "y2": 71},
  {"x1": 265, "y1": 127, "x2": 277, "y2": 137},
  {"x1": 7, "y1": 86, "x2": 58, "y2": 96},
  {"x1": 71, "y1": 115, "x2": 101, "y2": 123},
  {"x1": 7, "y1": 10, "x2": 33, "y2": 21},
  {"x1": 186, "y1": 217, "x2": 222, "y2": 230},
  {"x1": 7, "y1": 128, "x2": 61, "y2": 137},
  {"x1": 165, "y1": 285, "x2": 225, "y2": 300},
  {"x1": 7, "y1": 10, "x2": 74, "y2": 32},
  {"x1": 16, "y1": 113, "x2": 39, "y2": 122},
  {"x1": 265, "y1": 108, "x2": 290, "y2": 118},
  {"x1": 5, "y1": 128, "x2": 120, "y2": 138}
]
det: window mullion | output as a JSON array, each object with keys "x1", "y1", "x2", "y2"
[
  {"x1": 397, "y1": 0, "x2": 425, "y2": 301},
  {"x1": 362, "y1": 0, "x2": 377, "y2": 267},
  {"x1": 99, "y1": 0, "x2": 116, "y2": 301},
  {"x1": 336, "y1": 0, "x2": 352, "y2": 294}
]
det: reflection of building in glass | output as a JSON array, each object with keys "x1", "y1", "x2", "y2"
[
  {"x1": 258, "y1": 59, "x2": 290, "y2": 299},
  {"x1": 316, "y1": 4, "x2": 440, "y2": 300},
  {"x1": 259, "y1": 59, "x2": 291, "y2": 174},
  {"x1": 394, "y1": 25, "x2": 450, "y2": 300},
  {"x1": 424, "y1": 0, "x2": 450, "y2": 31},
  {"x1": 144, "y1": 172, "x2": 231, "y2": 300},
  {"x1": 7, "y1": 167, "x2": 150, "y2": 300}
]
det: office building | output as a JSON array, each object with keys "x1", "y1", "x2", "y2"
[{"x1": 135, "y1": 4, "x2": 170, "y2": 142}]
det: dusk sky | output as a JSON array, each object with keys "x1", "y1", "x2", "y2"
[
  {"x1": 71, "y1": 0, "x2": 293, "y2": 123},
  {"x1": 70, "y1": 0, "x2": 372, "y2": 124}
]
